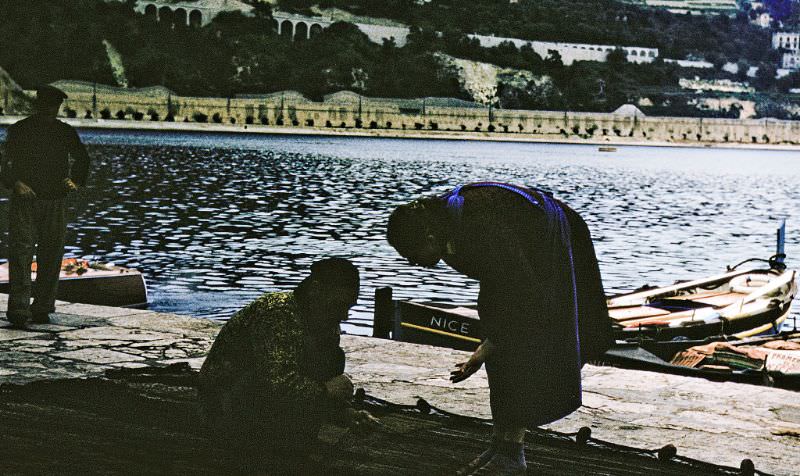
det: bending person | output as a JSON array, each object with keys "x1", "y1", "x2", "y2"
[
  {"x1": 199, "y1": 258, "x2": 376, "y2": 466},
  {"x1": 387, "y1": 182, "x2": 613, "y2": 475}
]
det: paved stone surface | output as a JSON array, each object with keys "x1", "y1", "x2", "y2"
[
  {"x1": 52, "y1": 348, "x2": 147, "y2": 364},
  {"x1": 343, "y1": 338, "x2": 800, "y2": 476},
  {"x1": 0, "y1": 329, "x2": 47, "y2": 341},
  {"x1": 0, "y1": 294, "x2": 218, "y2": 386},
  {"x1": 0, "y1": 293, "x2": 797, "y2": 474}
]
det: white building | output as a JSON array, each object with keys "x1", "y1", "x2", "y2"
[
  {"x1": 773, "y1": 32, "x2": 800, "y2": 50},
  {"x1": 781, "y1": 53, "x2": 800, "y2": 70},
  {"x1": 468, "y1": 34, "x2": 658, "y2": 66},
  {"x1": 622, "y1": 0, "x2": 739, "y2": 15},
  {"x1": 773, "y1": 32, "x2": 800, "y2": 70},
  {"x1": 271, "y1": 11, "x2": 410, "y2": 46}
]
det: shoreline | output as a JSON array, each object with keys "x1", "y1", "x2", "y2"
[
  {"x1": 4, "y1": 115, "x2": 800, "y2": 152},
  {"x1": 1, "y1": 294, "x2": 798, "y2": 474}
]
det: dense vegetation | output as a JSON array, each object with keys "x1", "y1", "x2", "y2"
[
  {"x1": 0, "y1": 1, "x2": 463, "y2": 99},
  {"x1": 291, "y1": 0, "x2": 776, "y2": 63},
  {"x1": 0, "y1": 0, "x2": 796, "y2": 117}
]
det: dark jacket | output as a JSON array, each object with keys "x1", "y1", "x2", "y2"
[
  {"x1": 1, "y1": 115, "x2": 90, "y2": 199},
  {"x1": 200, "y1": 291, "x2": 344, "y2": 408}
]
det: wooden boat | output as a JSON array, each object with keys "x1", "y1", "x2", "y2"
[
  {"x1": 598, "y1": 146, "x2": 617, "y2": 152},
  {"x1": 375, "y1": 263, "x2": 796, "y2": 352},
  {"x1": 607, "y1": 265, "x2": 796, "y2": 343},
  {"x1": 0, "y1": 258, "x2": 148, "y2": 308}
]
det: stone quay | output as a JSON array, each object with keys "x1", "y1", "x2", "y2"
[{"x1": 1, "y1": 294, "x2": 798, "y2": 475}]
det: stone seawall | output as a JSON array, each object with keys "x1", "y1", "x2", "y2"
[{"x1": 33, "y1": 81, "x2": 800, "y2": 146}]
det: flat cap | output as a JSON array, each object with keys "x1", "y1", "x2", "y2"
[{"x1": 34, "y1": 85, "x2": 68, "y2": 105}]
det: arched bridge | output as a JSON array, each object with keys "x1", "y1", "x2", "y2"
[
  {"x1": 271, "y1": 12, "x2": 329, "y2": 41},
  {"x1": 130, "y1": 2, "x2": 409, "y2": 45},
  {"x1": 271, "y1": 11, "x2": 409, "y2": 45},
  {"x1": 135, "y1": 0, "x2": 252, "y2": 27}
]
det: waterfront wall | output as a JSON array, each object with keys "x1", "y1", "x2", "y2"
[{"x1": 50, "y1": 81, "x2": 800, "y2": 145}]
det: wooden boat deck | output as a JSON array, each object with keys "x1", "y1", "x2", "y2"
[{"x1": 609, "y1": 291, "x2": 750, "y2": 327}]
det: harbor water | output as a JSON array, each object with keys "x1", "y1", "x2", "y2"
[{"x1": 1, "y1": 128, "x2": 798, "y2": 335}]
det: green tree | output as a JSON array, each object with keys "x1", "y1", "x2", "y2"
[{"x1": 754, "y1": 62, "x2": 777, "y2": 90}]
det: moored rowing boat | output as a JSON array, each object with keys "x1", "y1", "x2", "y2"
[{"x1": 0, "y1": 258, "x2": 148, "y2": 308}]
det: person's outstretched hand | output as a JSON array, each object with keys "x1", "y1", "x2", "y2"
[
  {"x1": 450, "y1": 356, "x2": 483, "y2": 383},
  {"x1": 450, "y1": 339, "x2": 494, "y2": 383},
  {"x1": 325, "y1": 373, "x2": 354, "y2": 402}
]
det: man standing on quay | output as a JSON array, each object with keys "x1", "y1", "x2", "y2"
[{"x1": 1, "y1": 85, "x2": 90, "y2": 327}]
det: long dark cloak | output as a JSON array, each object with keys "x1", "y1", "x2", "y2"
[{"x1": 440, "y1": 184, "x2": 612, "y2": 427}]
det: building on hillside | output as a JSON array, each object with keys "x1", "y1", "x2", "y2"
[
  {"x1": 621, "y1": 0, "x2": 739, "y2": 15},
  {"x1": 773, "y1": 32, "x2": 800, "y2": 70},
  {"x1": 781, "y1": 54, "x2": 800, "y2": 70},
  {"x1": 773, "y1": 32, "x2": 800, "y2": 50},
  {"x1": 468, "y1": 34, "x2": 658, "y2": 66},
  {"x1": 117, "y1": 1, "x2": 411, "y2": 45}
]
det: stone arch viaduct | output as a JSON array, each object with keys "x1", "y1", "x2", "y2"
[
  {"x1": 134, "y1": 0, "x2": 252, "y2": 27},
  {"x1": 271, "y1": 12, "x2": 327, "y2": 41},
  {"x1": 129, "y1": 2, "x2": 410, "y2": 45},
  {"x1": 270, "y1": 12, "x2": 410, "y2": 45}
]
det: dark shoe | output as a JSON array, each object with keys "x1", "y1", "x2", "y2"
[
  {"x1": 31, "y1": 312, "x2": 50, "y2": 324},
  {"x1": 472, "y1": 453, "x2": 527, "y2": 476},
  {"x1": 6, "y1": 310, "x2": 31, "y2": 329},
  {"x1": 456, "y1": 447, "x2": 496, "y2": 475}
]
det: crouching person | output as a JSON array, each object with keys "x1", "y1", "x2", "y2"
[{"x1": 199, "y1": 258, "x2": 376, "y2": 466}]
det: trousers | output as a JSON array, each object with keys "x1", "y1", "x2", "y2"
[{"x1": 7, "y1": 197, "x2": 66, "y2": 316}]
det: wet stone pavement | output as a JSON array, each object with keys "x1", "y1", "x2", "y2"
[
  {"x1": 0, "y1": 297, "x2": 218, "y2": 384},
  {"x1": 1, "y1": 294, "x2": 799, "y2": 475}
]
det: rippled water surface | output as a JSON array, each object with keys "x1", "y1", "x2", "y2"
[{"x1": 1, "y1": 129, "x2": 799, "y2": 334}]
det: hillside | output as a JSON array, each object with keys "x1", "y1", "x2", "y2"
[
  {"x1": 0, "y1": 66, "x2": 31, "y2": 115},
  {"x1": 298, "y1": 0, "x2": 773, "y2": 62},
  {"x1": 0, "y1": 0, "x2": 798, "y2": 118}
]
